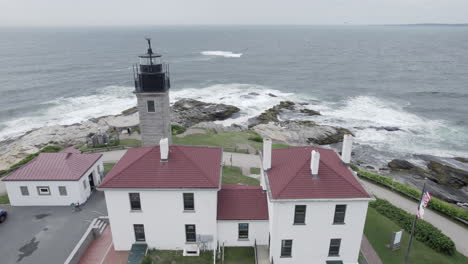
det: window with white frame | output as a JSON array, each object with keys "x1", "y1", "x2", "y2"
[
  {"x1": 37, "y1": 186, "x2": 51, "y2": 195},
  {"x1": 20, "y1": 186, "x2": 29, "y2": 196},
  {"x1": 59, "y1": 186, "x2": 67, "y2": 196}
]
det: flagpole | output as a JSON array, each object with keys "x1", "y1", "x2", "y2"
[{"x1": 404, "y1": 178, "x2": 427, "y2": 264}]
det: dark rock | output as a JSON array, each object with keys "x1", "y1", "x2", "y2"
[
  {"x1": 121, "y1": 107, "x2": 138, "y2": 116},
  {"x1": 307, "y1": 127, "x2": 353, "y2": 145},
  {"x1": 247, "y1": 101, "x2": 296, "y2": 127},
  {"x1": 454, "y1": 157, "x2": 468, "y2": 163},
  {"x1": 171, "y1": 99, "x2": 240, "y2": 127},
  {"x1": 300, "y1": 108, "x2": 321, "y2": 116},
  {"x1": 388, "y1": 159, "x2": 416, "y2": 170},
  {"x1": 248, "y1": 92, "x2": 260, "y2": 96},
  {"x1": 427, "y1": 161, "x2": 468, "y2": 189},
  {"x1": 268, "y1": 93, "x2": 278, "y2": 97},
  {"x1": 366, "y1": 165, "x2": 375, "y2": 170},
  {"x1": 370, "y1": 126, "x2": 401, "y2": 132}
]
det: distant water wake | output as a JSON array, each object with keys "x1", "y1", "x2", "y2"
[
  {"x1": 0, "y1": 83, "x2": 466, "y2": 159},
  {"x1": 201, "y1": 51, "x2": 243, "y2": 58}
]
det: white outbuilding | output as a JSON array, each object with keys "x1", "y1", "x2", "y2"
[{"x1": 2, "y1": 148, "x2": 103, "y2": 206}]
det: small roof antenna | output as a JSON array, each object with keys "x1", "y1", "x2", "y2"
[{"x1": 145, "y1": 37, "x2": 153, "y2": 55}]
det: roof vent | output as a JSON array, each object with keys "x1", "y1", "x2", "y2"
[
  {"x1": 160, "y1": 137, "x2": 169, "y2": 161},
  {"x1": 310, "y1": 150, "x2": 320, "y2": 178},
  {"x1": 65, "y1": 152, "x2": 72, "y2": 159},
  {"x1": 341, "y1": 134, "x2": 354, "y2": 164},
  {"x1": 262, "y1": 138, "x2": 272, "y2": 170}
]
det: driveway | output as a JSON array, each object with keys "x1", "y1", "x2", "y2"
[{"x1": 0, "y1": 191, "x2": 107, "y2": 264}]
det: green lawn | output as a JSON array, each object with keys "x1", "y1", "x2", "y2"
[
  {"x1": 173, "y1": 130, "x2": 290, "y2": 152},
  {"x1": 0, "y1": 193, "x2": 9, "y2": 204},
  {"x1": 146, "y1": 250, "x2": 212, "y2": 264},
  {"x1": 222, "y1": 166, "x2": 260, "y2": 186},
  {"x1": 364, "y1": 207, "x2": 468, "y2": 264},
  {"x1": 250, "y1": 167, "x2": 261, "y2": 174},
  {"x1": 103, "y1": 162, "x2": 116, "y2": 175},
  {"x1": 222, "y1": 247, "x2": 255, "y2": 264},
  {"x1": 119, "y1": 138, "x2": 142, "y2": 148}
]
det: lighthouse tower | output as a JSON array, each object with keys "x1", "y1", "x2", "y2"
[{"x1": 134, "y1": 39, "x2": 172, "y2": 146}]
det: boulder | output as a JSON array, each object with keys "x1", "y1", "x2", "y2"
[
  {"x1": 300, "y1": 109, "x2": 321, "y2": 116},
  {"x1": 171, "y1": 99, "x2": 240, "y2": 127},
  {"x1": 253, "y1": 120, "x2": 352, "y2": 146},
  {"x1": 454, "y1": 157, "x2": 468, "y2": 163},
  {"x1": 427, "y1": 161, "x2": 468, "y2": 189},
  {"x1": 388, "y1": 159, "x2": 416, "y2": 170}
]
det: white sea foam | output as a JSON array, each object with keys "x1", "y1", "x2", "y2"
[
  {"x1": 1, "y1": 84, "x2": 466, "y2": 158},
  {"x1": 200, "y1": 51, "x2": 243, "y2": 58}
]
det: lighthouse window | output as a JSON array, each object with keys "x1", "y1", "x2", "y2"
[{"x1": 147, "y1": 100, "x2": 155, "y2": 112}]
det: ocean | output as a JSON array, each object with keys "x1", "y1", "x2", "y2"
[{"x1": 0, "y1": 25, "x2": 467, "y2": 158}]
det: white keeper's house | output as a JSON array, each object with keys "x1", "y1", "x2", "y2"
[
  {"x1": 2, "y1": 147, "x2": 104, "y2": 206},
  {"x1": 99, "y1": 136, "x2": 371, "y2": 264}
]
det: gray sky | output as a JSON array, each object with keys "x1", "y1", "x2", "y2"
[{"x1": 1, "y1": 0, "x2": 467, "y2": 26}]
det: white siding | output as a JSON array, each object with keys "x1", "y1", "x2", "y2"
[
  {"x1": 104, "y1": 189, "x2": 218, "y2": 251},
  {"x1": 268, "y1": 200, "x2": 369, "y2": 264},
  {"x1": 217, "y1": 220, "x2": 269, "y2": 247},
  {"x1": 4, "y1": 158, "x2": 103, "y2": 206}
]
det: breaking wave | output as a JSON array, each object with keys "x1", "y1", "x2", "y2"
[{"x1": 201, "y1": 51, "x2": 243, "y2": 58}]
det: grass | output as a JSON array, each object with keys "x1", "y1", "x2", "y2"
[
  {"x1": 119, "y1": 138, "x2": 142, "y2": 148},
  {"x1": 222, "y1": 166, "x2": 260, "y2": 186},
  {"x1": 250, "y1": 167, "x2": 261, "y2": 174},
  {"x1": 0, "y1": 193, "x2": 9, "y2": 204},
  {"x1": 147, "y1": 250, "x2": 212, "y2": 264},
  {"x1": 222, "y1": 247, "x2": 255, "y2": 264},
  {"x1": 103, "y1": 162, "x2": 116, "y2": 175},
  {"x1": 173, "y1": 130, "x2": 290, "y2": 152},
  {"x1": 364, "y1": 207, "x2": 468, "y2": 264}
]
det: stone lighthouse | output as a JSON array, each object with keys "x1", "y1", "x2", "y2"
[{"x1": 134, "y1": 38, "x2": 172, "y2": 146}]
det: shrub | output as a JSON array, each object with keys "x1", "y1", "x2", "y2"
[
  {"x1": 140, "y1": 255, "x2": 153, "y2": 264},
  {"x1": 370, "y1": 198, "x2": 456, "y2": 255},
  {"x1": 10, "y1": 145, "x2": 64, "y2": 169},
  {"x1": 358, "y1": 170, "x2": 468, "y2": 223},
  {"x1": 248, "y1": 135, "x2": 263, "y2": 142},
  {"x1": 171, "y1": 124, "x2": 187, "y2": 135}
]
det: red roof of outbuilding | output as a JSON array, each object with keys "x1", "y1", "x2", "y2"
[
  {"x1": 266, "y1": 147, "x2": 370, "y2": 199},
  {"x1": 2, "y1": 152, "x2": 102, "y2": 181},
  {"x1": 217, "y1": 184, "x2": 269, "y2": 220},
  {"x1": 99, "y1": 145, "x2": 222, "y2": 189}
]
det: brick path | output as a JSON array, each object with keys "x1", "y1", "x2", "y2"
[
  {"x1": 360, "y1": 235, "x2": 383, "y2": 264},
  {"x1": 79, "y1": 227, "x2": 128, "y2": 264}
]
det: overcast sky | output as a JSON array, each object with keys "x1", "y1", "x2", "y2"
[{"x1": 1, "y1": 0, "x2": 467, "y2": 26}]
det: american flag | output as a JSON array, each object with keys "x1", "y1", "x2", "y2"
[{"x1": 417, "y1": 191, "x2": 431, "y2": 219}]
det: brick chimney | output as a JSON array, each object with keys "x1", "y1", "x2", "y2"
[
  {"x1": 310, "y1": 150, "x2": 320, "y2": 178},
  {"x1": 341, "y1": 134, "x2": 353, "y2": 164},
  {"x1": 263, "y1": 138, "x2": 272, "y2": 170},
  {"x1": 160, "y1": 137, "x2": 169, "y2": 161}
]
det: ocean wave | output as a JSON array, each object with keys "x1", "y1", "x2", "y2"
[{"x1": 200, "y1": 51, "x2": 243, "y2": 58}]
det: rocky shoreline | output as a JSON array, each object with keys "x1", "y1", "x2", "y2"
[{"x1": 1, "y1": 98, "x2": 467, "y2": 205}]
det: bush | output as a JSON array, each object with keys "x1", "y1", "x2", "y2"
[
  {"x1": 171, "y1": 124, "x2": 187, "y2": 135},
  {"x1": 370, "y1": 198, "x2": 456, "y2": 255},
  {"x1": 358, "y1": 170, "x2": 468, "y2": 223},
  {"x1": 10, "y1": 145, "x2": 64, "y2": 169},
  {"x1": 140, "y1": 255, "x2": 153, "y2": 264},
  {"x1": 248, "y1": 135, "x2": 263, "y2": 142}
]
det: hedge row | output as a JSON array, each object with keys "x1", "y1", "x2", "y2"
[
  {"x1": 370, "y1": 198, "x2": 456, "y2": 255},
  {"x1": 358, "y1": 170, "x2": 468, "y2": 223},
  {"x1": 9, "y1": 145, "x2": 64, "y2": 169}
]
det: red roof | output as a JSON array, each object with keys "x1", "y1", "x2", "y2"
[
  {"x1": 217, "y1": 184, "x2": 269, "y2": 220},
  {"x1": 99, "y1": 145, "x2": 222, "y2": 189},
  {"x1": 3, "y1": 152, "x2": 102, "y2": 181},
  {"x1": 266, "y1": 147, "x2": 370, "y2": 199}
]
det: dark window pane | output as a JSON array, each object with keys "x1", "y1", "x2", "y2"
[
  {"x1": 185, "y1": 224, "x2": 196, "y2": 242},
  {"x1": 134, "y1": 224, "x2": 146, "y2": 241},
  {"x1": 294, "y1": 205, "x2": 306, "y2": 224},
  {"x1": 147, "y1": 100, "x2": 155, "y2": 112},
  {"x1": 129, "y1": 193, "x2": 141, "y2": 210},
  {"x1": 183, "y1": 193, "x2": 194, "y2": 211},
  {"x1": 37, "y1": 186, "x2": 51, "y2": 195},
  {"x1": 333, "y1": 205, "x2": 347, "y2": 224},
  {"x1": 238, "y1": 223, "x2": 249, "y2": 239},
  {"x1": 281, "y1": 240, "x2": 293, "y2": 257},
  {"x1": 59, "y1": 186, "x2": 67, "y2": 196},
  {"x1": 20, "y1": 186, "x2": 29, "y2": 196},
  {"x1": 328, "y1": 238, "x2": 341, "y2": 256}
]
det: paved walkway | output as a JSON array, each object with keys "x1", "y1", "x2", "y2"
[
  {"x1": 79, "y1": 226, "x2": 128, "y2": 264},
  {"x1": 256, "y1": 245, "x2": 270, "y2": 264},
  {"x1": 360, "y1": 235, "x2": 383, "y2": 264},
  {"x1": 362, "y1": 180, "x2": 468, "y2": 256}
]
